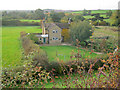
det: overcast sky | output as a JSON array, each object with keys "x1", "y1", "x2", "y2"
[{"x1": 0, "y1": 0, "x2": 119, "y2": 10}]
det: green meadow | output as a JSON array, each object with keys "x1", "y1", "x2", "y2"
[
  {"x1": 2, "y1": 26, "x2": 42, "y2": 67},
  {"x1": 40, "y1": 45, "x2": 100, "y2": 62}
]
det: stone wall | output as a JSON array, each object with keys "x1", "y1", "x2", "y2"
[{"x1": 48, "y1": 24, "x2": 61, "y2": 44}]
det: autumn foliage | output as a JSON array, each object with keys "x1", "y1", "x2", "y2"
[{"x1": 61, "y1": 29, "x2": 70, "y2": 42}]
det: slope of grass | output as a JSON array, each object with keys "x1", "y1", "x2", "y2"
[
  {"x1": 2, "y1": 26, "x2": 42, "y2": 67},
  {"x1": 40, "y1": 45, "x2": 100, "y2": 62}
]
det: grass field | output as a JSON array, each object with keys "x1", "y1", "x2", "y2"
[
  {"x1": 40, "y1": 45, "x2": 101, "y2": 62},
  {"x1": 20, "y1": 19, "x2": 41, "y2": 22},
  {"x1": 2, "y1": 26, "x2": 42, "y2": 67}
]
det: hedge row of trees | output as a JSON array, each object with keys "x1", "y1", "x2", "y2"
[
  {"x1": 2, "y1": 9, "x2": 46, "y2": 20},
  {"x1": 2, "y1": 20, "x2": 40, "y2": 26}
]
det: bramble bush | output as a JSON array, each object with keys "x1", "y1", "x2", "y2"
[
  {"x1": 2, "y1": 55, "x2": 51, "y2": 88},
  {"x1": 91, "y1": 38, "x2": 117, "y2": 53}
]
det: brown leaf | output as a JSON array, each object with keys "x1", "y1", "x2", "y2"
[{"x1": 55, "y1": 76, "x2": 58, "y2": 78}]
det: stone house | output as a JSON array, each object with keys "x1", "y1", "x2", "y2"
[{"x1": 35, "y1": 20, "x2": 70, "y2": 44}]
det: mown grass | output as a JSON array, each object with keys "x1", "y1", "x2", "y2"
[
  {"x1": 20, "y1": 19, "x2": 41, "y2": 22},
  {"x1": 40, "y1": 45, "x2": 101, "y2": 62},
  {"x1": 2, "y1": 26, "x2": 42, "y2": 67}
]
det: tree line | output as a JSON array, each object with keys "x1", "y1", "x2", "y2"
[{"x1": 2, "y1": 9, "x2": 119, "y2": 26}]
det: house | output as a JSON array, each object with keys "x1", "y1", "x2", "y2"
[{"x1": 35, "y1": 20, "x2": 70, "y2": 44}]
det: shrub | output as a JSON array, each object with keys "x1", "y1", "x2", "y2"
[
  {"x1": 32, "y1": 50, "x2": 49, "y2": 68},
  {"x1": 2, "y1": 57, "x2": 51, "y2": 88},
  {"x1": 80, "y1": 41, "x2": 86, "y2": 47},
  {"x1": 28, "y1": 34, "x2": 39, "y2": 44},
  {"x1": 91, "y1": 38, "x2": 117, "y2": 53},
  {"x1": 70, "y1": 21, "x2": 92, "y2": 45},
  {"x1": 92, "y1": 21, "x2": 98, "y2": 26},
  {"x1": 20, "y1": 31, "x2": 27, "y2": 38},
  {"x1": 21, "y1": 36, "x2": 37, "y2": 55}
]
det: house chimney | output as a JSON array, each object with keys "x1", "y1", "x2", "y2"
[{"x1": 42, "y1": 19, "x2": 45, "y2": 35}]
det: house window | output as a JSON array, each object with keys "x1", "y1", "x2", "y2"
[
  {"x1": 52, "y1": 37, "x2": 58, "y2": 40},
  {"x1": 56, "y1": 30, "x2": 58, "y2": 33},
  {"x1": 40, "y1": 38, "x2": 42, "y2": 40},
  {"x1": 56, "y1": 37, "x2": 58, "y2": 40},
  {"x1": 53, "y1": 37, "x2": 55, "y2": 40},
  {"x1": 53, "y1": 30, "x2": 55, "y2": 33}
]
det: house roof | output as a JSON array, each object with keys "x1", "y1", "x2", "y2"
[
  {"x1": 55, "y1": 23, "x2": 69, "y2": 29},
  {"x1": 45, "y1": 23, "x2": 69, "y2": 30}
]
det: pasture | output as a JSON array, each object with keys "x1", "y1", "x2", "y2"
[{"x1": 2, "y1": 26, "x2": 42, "y2": 67}]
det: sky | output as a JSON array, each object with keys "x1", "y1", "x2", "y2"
[{"x1": 0, "y1": 0, "x2": 119, "y2": 10}]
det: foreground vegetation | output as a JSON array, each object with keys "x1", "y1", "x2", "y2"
[{"x1": 2, "y1": 35, "x2": 119, "y2": 88}]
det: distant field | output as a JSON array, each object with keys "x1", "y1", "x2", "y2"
[
  {"x1": 20, "y1": 19, "x2": 41, "y2": 22},
  {"x1": 40, "y1": 45, "x2": 100, "y2": 62},
  {"x1": 83, "y1": 14, "x2": 107, "y2": 19},
  {"x1": 104, "y1": 19, "x2": 111, "y2": 23},
  {"x1": 91, "y1": 10, "x2": 108, "y2": 14},
  {"x1": 2, "y1": 26, "x2": 42, "y2": 67},
  {"x1": 94, "y1": 26, "x2": 118, "y2": 39},
  {"x1": 72, "y1": 10, "x2": 116, "y2": 14}
]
